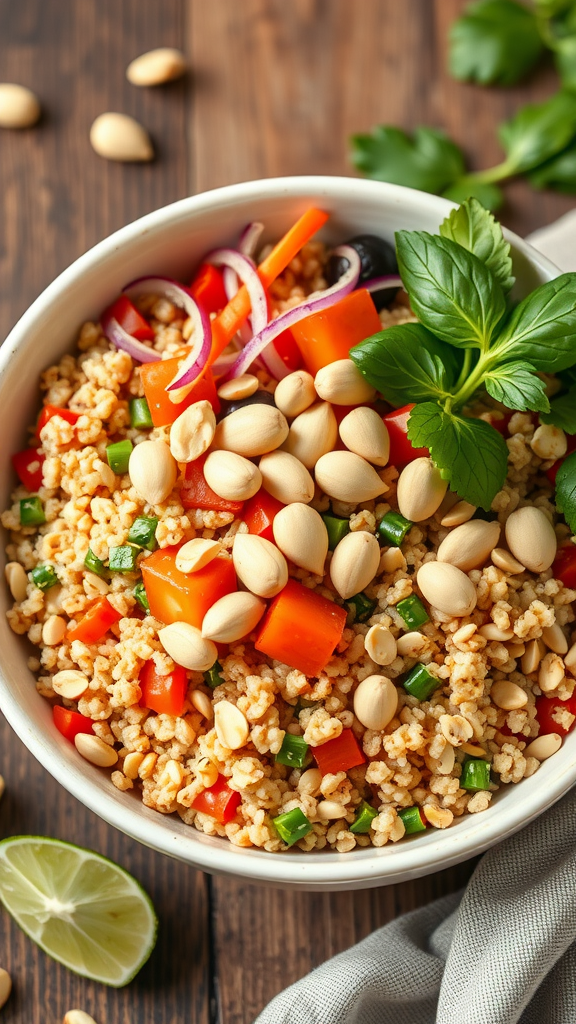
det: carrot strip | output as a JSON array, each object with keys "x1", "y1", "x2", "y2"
[{"x1": 209, "y1": 207, "x2": 329, "y2": 363}]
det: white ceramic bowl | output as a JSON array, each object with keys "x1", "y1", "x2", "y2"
[{"x1": 0, "y1": 176, "x2": 573, "y2": 891}]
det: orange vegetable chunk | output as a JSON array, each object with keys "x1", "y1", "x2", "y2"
[
  {"x1": 290, "y1": 289, "x2": 381, "y2": 376},
  {"x1": 67, "y1": 596, "x2": 122, "y2": 645},
  {"x1": 311, "y1": 728, "x2": 366, "y2": 775},
  {"x1": 141, "y1": 547, "x2": 237, "y2": 628},
  {"x1": 140, "y1": 359, "x2": 220, "y2": 427},
  {"x1": 254, "y1": 578, "x2": 346, "y2": 677},
  {"x1": 181, "y1": 452, "x2": 244, "y2": 514}
]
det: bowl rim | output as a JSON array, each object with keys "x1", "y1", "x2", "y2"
[{"x1": 0, "y1": 174, "x2": 572, "y2": 889}]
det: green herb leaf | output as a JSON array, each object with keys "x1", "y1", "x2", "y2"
[
  {"x1": 534, "y1": 0, "x2": 574, "y2": 15},
  {"x1": 395, "y1": 231, "x2": 506, "y2": 350},
  {"x1": 492, "y1": 273, "x2": 576, "y2": 371},
  {"x1": 529, "y1": 138, "x2": 576, "y2": 193},
  {"x1": 349, "y1": 323, "x2": 459, "y2": 406},
  {"x1": 407, "y1": 402, "x2": 508, "y2": 508},
  {"x1": 449, "y1": 0, "x2": 543, "y2": 86},
  {"x1": 439, "y1": 197, "x2": 515, "y2": 293},
  {"x1": 554, "y1": 35, "x2": 576, "y2": 91},
  {"x1": 442, "y1": 180, "x2": 504, "y2": 212},
  {"x1": 499, "y1": 91, "x2": 576, "y2": 175},
  {"x1": 350, "y1": 126, "x2": 465, "y2": 194},
  {"x1": 555, "y1": 450, "x2": 576, "y2": 531},
  {"x1": 541, "y1": 384, "x2": 576, "y2": 431},
  {"x1": 483, "y1": 360, "x2": 551, "y2": 412}
]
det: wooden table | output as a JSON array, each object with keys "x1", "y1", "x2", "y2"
[{"x1": 0, "y1": 2, "x2": 573, "y2": 1021}]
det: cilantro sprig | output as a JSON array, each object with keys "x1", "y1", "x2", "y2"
[{"x1": 350, "y1": 198, "x2": 576, "y2": 512}]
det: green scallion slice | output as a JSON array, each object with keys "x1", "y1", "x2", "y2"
[
  {"x1": 275, "y1": 734, "x2": 310, "y2": 769},
  {"x1": 128, "y1": 516, "x2": 158, "y2": 551},
  {"x1": 204, "y1": 661, "x2": 224, "y2": 690},
  {"x1": 106, "y1": 439, "x2": 133, "y2": 475},
  {"x1": 377, "y1": 511, "x2": 413, "y2": 547},
  {"x1": 108, "y1": 545, "x2": 139, "y2": 573},
  {"x1": 396, "y1": 594, "x2": 429, "y2": 629},
  {"x1": 133, "y1": 581, "x2": 150, "y2": 613},
  {"x1": 129, "y1": 397, "x2": 154, "y2": 430},
  {"x1": 461, "y1": 758, "x2": 491, "y2": 792},
  {"x1": 403, "y1": 663, "x2": 441, "y2": 701},
  {"x1": 84, "y1": 548, "x2": 107, "y2": 577},
  {"x1": 19, "y1": 497, "x2": 46, "y2": 527},
  {"x1": 345, "y1": 592, "x2": 377, "y2": 624},
  {"x1": 350, "y1": 800, "x2": 378, "y2": 834},
  {"x1": 272, "y1": 807, "x2": 312, "y2": 847},
  {"x1": 30, "y1": 564, "x2": 58, "y2": 591},
  {"x1": 398, "y1": 805, "x2": 427, "y2": 835},
  {"x1": 321, "y1": 513, "x2": 350, "y2": 550}
]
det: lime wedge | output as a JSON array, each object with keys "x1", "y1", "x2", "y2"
[{"x1": 0, "y1": 836, "x2": 157, "y2": 986}]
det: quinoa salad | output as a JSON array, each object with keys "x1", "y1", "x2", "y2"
[{"x1": 4, "y1": 200, "x2": 576, "y2": 854}]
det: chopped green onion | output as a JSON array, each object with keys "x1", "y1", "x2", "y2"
[
  {"x1": 128, "y1": 516, "x2": 158, "y2": 551},
  {"x1": 396, "y1": 594, "x2": 429, "y2": 629},
  {"x1": 345, "y1": 592, "x2": 377, "y2": 624},
  {"x1": 19, "y1": 497, "x2": 46, "y2": 527},
  {"x1": 398, "y1": 805, "x2": 427, "y2": 835},
  {"x1": 322, "y1": 513, "x2": 350, "y2": 550},
  {"x1": 106, "y1": 439, "x2": 133, "y2": 475},
  {"x1": 133, "y1": 581, "x2": 150, "y2": 613},
  {"x1": 275, "y1": 734, "x2": 310, "y2": 768},
  {"x1": 204, "y1": 661, "x2": 224, "y2": 689},
  {"x1": 350, "y1": 800, "x2": 378, "y2": 834},
  {"x1": 129, "y1": 397, "x2": 154, "y2": 430},
  {"x1": 30, "y1": 564, "x2": 58, "y2": 591},
  {"x1": 272, "y1": 807, "x2": 312, "y2": 847},
  {"x1": 403, "y1": 663, "x2": 441, "y2": 701},
  {"x1": 84, "y1": 548, "x2": 107, "y2": 576},
  {"x1": 377, "y1": 511, "x2": 413, "y2": 547},
  {"x1": 461, "y1": 758, "x2": 491, "y2": 792},
  {"x1": 108, "y1": 545, "x2": 139, "y2": 573}
]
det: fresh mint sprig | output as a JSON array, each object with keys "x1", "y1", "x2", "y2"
[{"x1": 350, "y1": 198, "x2": 576, "y2": 510}]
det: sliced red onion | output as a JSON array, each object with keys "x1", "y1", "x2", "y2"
[
  {"x1": 205, "y1": 249, "x2": 268, "y2": 337},
  {"x1": 362, "y1": 274, "x2": 403, "y2": 293},
  {"x1": 122, "y1": 276, "x2": 212, "y2": 390},
  {"x1": 238, "y1": 221, "x2": 264, "y2": 259},
  {"x1": 224, "y1": 245, "x2": 362, "y2": 381},
  {"x1": 100, "y1": 313, "x2": 161, "y2": 363}
]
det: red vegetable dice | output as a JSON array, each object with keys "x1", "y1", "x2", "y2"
[
  {"x1": 254, "y1": 579, "x2": 347, "y2": 677},
  {"x1": 243, "y1": 490, "x2": 284, "y2": 542},
  {"x1": 53, "y1": 705, "x2": 94, "y2": 743},
  {"x1": 12, "y1": 448, "x2": 45, "y2": 491},
  {"x1": 190, "y1": 263, "x2": 228, "y2": 315},
  {"x1": 36, "y1": 404, "x2": 81, "y2": 439},
  {"x1": 191, "y1": 774, "x2": 241, "y2": 823},
  {"x1": 383, "y1": 404, "x2": 429, "y2": 467},
  {"x1": 536, "y1": 694, "x2": 576, "y2": 737},
  {"x1": 312, "y1": 728, "x2": 366, "y2": 775},
  {"x1": 101, "y1": 295, "x2": 154, "y2": 341},
  {"x1": 552, "y1": 544, "x2": 576, "y2": 590},
  {"x1": 139, "y1": 660, "x2": 188, "y2": 717}
]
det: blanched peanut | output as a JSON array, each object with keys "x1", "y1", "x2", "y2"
[
  {"x1": 353, "y1": 674, "x2": 398, "y2": 730},
  {"x1": 524, "y1": 733, "x2": 562, "y2": 761},
  {"x1": 191, "y1": 689, "x2": 214, "y2": 720},
  {"x1": 541, "y1": 621, "x2": 568, "y2": 655},
  {"x1": 522, "y1": 638, "x2": 545, "y2": 675},
  {"x1": 505, "y1": 507, "x2": 557, "y2": 574},
  {"x1": 338, "y1": 407, "x2": 390, "y2": 466},
  {"x1": 196, "y1": 757, "x2": 218, "y2": 788},
  {"x1": 439, "y1": 714, "x2": 473, "y2": 746},
  {"x1": 565, "y1": 641, "x2": 576, "y2": 676},
  {"x1": 123, "y1": 752, "x2": 145, "y2": 780},
  {"x1": 52, "y1": 670, "x2": 89, "y2": 700},
  {"x1": 64, "y1": 1010, "x2": 99, "y2": 1024},
  {"x1": 217, "y1": 374, "x2": 259, "y2": 401},
  {"x1": 423, "y1": 805, "x2": 453, "y2": 828},
  {"x1": 42, "y1": 615, "x2": 67, "y2": 646},
  {"x1": 214, "y1": 701, "x2": 249, "y2": 750},
  {"x1": 317, "y1": 800, "x2": 349, "y2": 820},
  {"x1": 213, "y1": 404, "x2": 288, "y2": 457},
  {"x1": 315, "y1": 451, "x2": 388, "y2": 504},
  {"x1": 201, "y1": 592, "x2": 266, "y2": 643},
  {"x1": 530, "y1": 424, "x2": 567, "y2": 461},
  {"x1": 397, "y1": 631, "x2": 428, "y2": 658},
  {"x1": 284, "y1": 401, "x2": 338, "y2": 468},
  {"x1": 436, "y1": 743, "x2": 455, "y2": 775},
  {"x1": 258, "y1": 450, "x2": 314, "y2": 505},
  {"x1": 460, "y1": 741, "x2": 488, "y2": 758},
  {"x1": 397, "y1": 458, "x2": 448, "y2": 522},
  {"x1": 314, "y1": 359, "x2": 376, "y2": 405},
  {"x1": 298, "y1": 768, "x2": 322, "y2": 795},
  {"x1": 272, "y1": 503, "x2": 328, "y2": 575},
  {"x1": 490, "y1": 680, "x2": 528, "y2": 710},
  {"x1": 138, "y1": 752, "x2": 158, "y2": 779},
  {"x1": 416, "y1": 561, "x2": 477, "y2": 618},
  {"x1": 479, "y1": 623, "x2": 514, "y2": 641},
  {"x1": 507, "y1": 642, "x2": 526, "y2": 659},
  {"x1": 380, "y1": 547, "x2": 405, "y2": 572},
  {"x1": 538, "y1": 652, "x2": 565, "y2": 692},
  {"x1": 74, "y1": 734, "x2": 118, "y2": 768},
  {"x1": 330, "y1": 531, "x2": 381, "y2": 600},
  {"x1": 491, "y1": 547, "x2": 526, "y2": 575},
  {"x1": 89, "y1": 112, "x2": 154, "y2": 162},
  {"x1": 232, "y1": 534, "x2": 288, "y2": 598},
  {"x1": 204, "y1": 450, "x2": 262, "y2": 501},
  {"x1": 175, "y1": 538, "x2": 222, "y2": 573},
  {"x1": 437, "y1": 519, "x2": 500, "y2": 572},
  {"x1": 129, "y1": 440, "x2": 177, "y2": 505},
  {"x1": 440, "y1": 500, "x2": 476, "y2": 527},
  {"x1": 273, "y1": 370, "x2": 316, "y2": 418},
  {"x1": 170, "y1": 400, "x2": 215, "y2": 463},
  {"x1": 159, "y1": 622, "x2": 217, "y2": 671},
  {"x1": 364, "y1": 624, "x2": 397, "y2": 666},
  {"x1": 127, "y1": 47, "x2": 187, "y2": 86},
  {"x1": 0, "y1": 83, "x2": 40, "y2": 128},
  {"x1": 4, "y1": 561, "x2": 28, "y2": 602}
]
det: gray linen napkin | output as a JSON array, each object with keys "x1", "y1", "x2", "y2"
[{"x1": 254, "y1": 219, "x2": 576, "y2": 1024}]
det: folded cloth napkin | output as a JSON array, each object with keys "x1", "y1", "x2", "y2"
[{"x1": 254, "y1": 217, "x2": 576, "y2": 1024}]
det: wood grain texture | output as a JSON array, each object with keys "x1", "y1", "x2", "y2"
[{"x1": 0, "y1": 1, "x2": 574, "y2": 1021}]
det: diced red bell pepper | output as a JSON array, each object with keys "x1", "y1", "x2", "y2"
[
  {"x1": 141, "y1": 547, "x2": 237, "y2": 628},
  {"x1": 254, "y1": 578, "x2": 347, "y2": 677},
  {"x1": 101, "y1": 294, "x2": 154, "y2": 342},
  {"x1": 190, "y1": 263, "x2": 228, "y2": 316},
  {"x1": 141, "y1": 359, "x2": 220, "y2": 428},
  {"x1": 53, "y1": 705, "x2": 94, "y2": 743},
  {"x1": 272, "y1": 328, "x2": 304, "y2": 372},
  {"x1": 36, "y1": 404, "x2": 81, "y2": 439},
  {"x1": 383, "y1": 404, "x2": 429, "y2": 467},
  {"x1": 490, "y1": 412, "x2": 513, "y2": 438},
  {"x1": 181, "y1": 452, "x2": 244, "y2": 514},
  {"x1": 67, "y1": 596, "x2": 122, "y2": 645},
  {"x1": 290, "y1": 289, "x2": 382, "y2": 376},
  {"x1": 12, "y1": 448, "x2": 45, "y2": 491},
  {"x1": 552, "y1": 543, "x2": 576, "y2": 590},
  {"x1": 546, "y1": 434, "x2": 576, "y2": 485},
  {"x1": 191, "y1": 773, "x2": 241, "y2": 823},
  {"x1": 536, "y1": 693, "x2": 576, "y2": 737},
  {"x1": 312, "y1": 728, "x2": 366, "y2": 775},
  {"x1": 243, "y1": 489, "x2": 284, "y2": 542},
  {"x1": 139, "y1": 659, "x2": 188, "y2": 716}
]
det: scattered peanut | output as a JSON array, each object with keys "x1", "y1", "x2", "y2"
[
  {"x1": 440, "y1": 500, "x2": 476, "y2": 527},
  {"x1": 258, "y1": 450, "x2": 314, "y2": 505},
  {"x1": 52, "y1": 669, "x2": 89, "y2": 700},
  {"x1": 138, "y1": 752, "x2": 158, "y2": 779},
  {"x1": 42, "y1": 615, "x2": 67, "y2": 646},
  {"x1": 0, "y1": 83, "x2": 40, "y2": 128},
  {"x1": 530, "y1": 423, "x2": 567, "y2": 461},
  {"x1": 317, "y1": 800, "x2": 349, "y2": 820},
  {"x1": 89, "y1": 112, "x2": 154, "y2": 162},
  {"x1": 298, "y1": 768, "x2": 322, "y2": 795},
  {"x1": 416, "y1": 561, "x2": 477, "y2": 618},
  {"x1": 397, "y1": 458, "x2": 448, "y2": 522},
  {"x1": 175, "y1": 538, "x2": 222, "y2": 574},
  {"x1": 201, "y1": 591, "x2": 266, "y2": 643},
  {"x1": 490, "y1": 680, "x2": 528, "y2": 710},
  {"x1": 521, "y1": 638, "x2": 545, "y2": 675},
  {"x1": 123, "y1": 752, "x2": 145, "y2": 780},
  {"x1": 396, "y1": 631, "x2": 428, "y2": 658},
  {"x1": 272, "y1": 503, "x2": 328, "y2": 575},
  {"x1": 338, "y1": 406, "x2": 390, "y2": 466},
  {"x1": 129, "y1": 441, "x2": 177, "y2": 505},
  {"x1": 437, "y1": 519, "x2": 500, "y2": 572},
  {"x1": 479, "y1": 623, "x2": 514, "y2": 641},
  {"x1": 541, "y1": 621, "x2": 568, "y2": 655},
  {"x1": 169, "y1": 400, "x2": 215, "y2": 463},
  {"x1": 159, "y1": 621, "x2": 217, "y2": 671},
  {"x1": 4, "y1": 561, "x2": 28, "y2": 602},
  {"x1": 191, "y1": 690, "x2": 213, "y2": 720},
  {"x1": 214, "y1": 700, "x2": 249, "y2": 750},
  {"x1": 565, "y1": 641, "x2": 576, "y2": 676},
  {"x1": 523, "y1": 733, "x2": 562, "y2": 761},
  {"x1": 364, "y1": 624, "x2": 397, "y2": 666},
  {"x1": 213, "y1": 404, "x2": 288, "y2": 457},
  {"x1": 436, "y1": 743, "x2": 455, "y2": 775},
  {"x1": 380, "y1": 547, "x2": 405, "y2": 572},
  {"x1": 196, "y1": 756, "x2": 219, "y2": 788},
  {"x1": 204, "y1": 450, "x2": 262, "y2": 501},
  {"x1": 314, "y1": 358, "x2": 376, "y2": 405},
  {"x1": 315, "y1": 450, "x2": 388, "y2": 504},
  {"x1": 353, "y1": 674, "x2": 398, "y2": 730},
  {"x1": 126, "y1": 47, "x2": 187, "y2": 86},
  {"x1": 284, "y1": 401, "x2": 338, "y2": 468},
  {"x1": 217, "y1": 374, "x2": 259, "y2": 401},
  {"x1": 273, "y1": 370, "x2": 316, "y2": 418},
  {"x1": 490, "y1": 547, "x2": 526, "y2": 574},
  {"x1": 505, "y1": 506, "x2": 557, "y2": 574},
  {"x1": 538, "y1": 652, "x2": 565, "y2": 693},
  {"x1": 74, "y1": 734, "x2": 118, "y2": 768},
  {"x1": 439, "y1": 714, "x2": 474, "y2": 746},
  {"x1": 330, "y1": 530, "x2": 381, "y2": 600},
  {"x1": 232, "y1": 534, "x2": 288, "y2": 598},
  {"x1": 423, "y1": 805, "x2": 453, "y2": 829}
]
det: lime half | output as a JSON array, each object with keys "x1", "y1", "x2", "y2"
[{"x1": 0, "y1": 836, "x2": 157, "y2": 986}]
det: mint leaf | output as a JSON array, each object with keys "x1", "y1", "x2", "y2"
[
  {"x1": 541, "y1": 384, "x2": 576, "y2": 432},
  {"x1": 556, "y1": 450, "x2": 576, "y2": 532},
  {"x1": 484, "y1": 361, "x2": 550, "y2": 412},
  {"x1": 407, "y1": 403, "x2": 508, "y2": 509},
  {"x1": 439, "y1": 197, "x2": 514, "y2": 293},
  {"x1": 499, "y1": 92, "x2": 576, "y2": 175},
  {"x1": 449, "y1": 0, "x2": 543, "y2": 86},
  {"x1": 492, "y1": 273, "x2": 576, "y2": 372},
  {"x1": 529, "y1": 139, "x2": 576, "y2": 194},
  {"x1": 395, "y1": 231, "x2": 506, "y2": 350},
  {"x1": 349, "y1": 323, "x2": 459, "y2": 407},
  {"x1": 554, "y1": 35, "x2": 576, "y2": 92},
  {"x1": 350, "y1": 126, "x2": 465, "y2": 194}
]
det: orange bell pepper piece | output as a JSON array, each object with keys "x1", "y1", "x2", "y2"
[
  {"x1": 36, "y1": 404, "x2": 81, "y2": 439},
  {"x1": 53, "y1": 705, "x2": 94, "y2": 743},
  {"x1": 141, "y1": 547, "x2": 237, "y2": 628},
  {"x1": 242, "y1": 490, "x2": 284, "y2": 542},
  {"x1": 67, "y1": 596, "x2": 122, "y2": 645},
  {"x1": 139, "y1": 660, "x2": 188, "y2": 716},
  {"x1": 290, "y1": 289, "x2": 381, "y2": 376},
  {"x1": 254, "y1": 579, "x2": 347, "y2": 677},
  {"x1": 180, "y1": 452, "x2": 244, "y2": 514},
  {"x1": 140, "y1": 359, "x2": 220, "y2": 427},
  {"x1": 311, "y1": 728, "x2": 366, "y2": 775}
]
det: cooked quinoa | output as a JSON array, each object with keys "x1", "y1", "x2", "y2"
[{"x1": 3, "y1": 239, "x2": 576, "y2": 854}]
